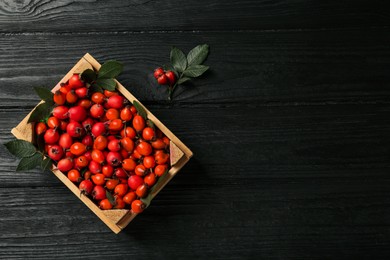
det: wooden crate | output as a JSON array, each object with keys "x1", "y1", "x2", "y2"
[{"x1": 11, "y1": 53, "x2": 193, "y2": 234}]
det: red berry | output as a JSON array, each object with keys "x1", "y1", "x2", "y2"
[
  {"x1": 131, "y1": 199, "x2": 145, "y2": 213},
  {"x1": 132, "y1": 115, "x2": 145, "y2": 132},
  {"x1": 57, "y1": 158, "x2": 73, "y2": 172},
  {"x1": 68, "y1": 74, "x2": 84, "y2": 89},
  {"x1": 114, "y1": 183, "x2": 128, "y2": 197},
  {"x1": 35, "y1": 122, "x2": 47, "y2": 135},
  {"x1": 48, "y1": 145, "x2": 64, "y2": 161},
  {"x1": 157, "y1": 74, "x2": 169, "y2": 85},
  {"x1": 92, "y1": 174, "x2": 106, "y2": 186},
  {"x1": 154, "y1": 67, "x2": 165, "y2": 79},
  {"x1": 81, "y1": 134, "x2": 93, "y2": 148},
  {"x1": 88, "y1": 160, "x2": 102, "y2": 174},
  {"x1": 75, "y1": 87, "x2": 88, "y2": 98},
  {"x1": 82, "y1": 118, "x2": 95, "y2": 132},
  {"x1": 68, "y1": 106, "x2": 87, "y2": 122},
  {"x1": 107, "y1": 139, "x2": 121, "y2": 152},
  {"x1": 91, "y1": 122, "x2": 106, "y2": 137},
  {"x1": 79, "y1": 179, "x2": 94, "y2": 195},
  {"x1": 52, "y1": 106, "x2": 69, "y2": 120},
  {"x1": 53, "y1": 91, "x2": 66, "y2": 105},
  {"x1": 106, "y1": 151, "x2": 122, "y2": 167},
  {"x1": 67, "y1": 169, "x2": 81, "y2": 182},
  {"x1": 128, "y1": 175, "x2": 144, "y2": 191},
  {"x1": 142, "y1": 127, "x2": 155, "y2": 141},
  {"x1": 44, "y1": 129, "x2": 59, "y2": 144},
  {"x1": 99, "y1": 199, "x2": 113, "y2": 210},
  {"x1": 59, "y1": 133, "x2": 72, "y2": 149},
  {"x1": 107, "y1": 95, "x2": 125, "y2": 109},
  {"x1": 67, "y1": 121, "x2": 85, "y2": 138},
  {"x1": 114, "y1": 167, "x2": 128, "y2": 179},
  {"x1": 92, "y1": 185, "x2": 106, "y2": 200},
  {"x1": 90, "y1": 104, "x2": 105, "y2": 118},
  {"x1": 165, "y1": 71, "x2": 176, "y2": 85},
  {"x1": 136, "y1": 141, "x2": 152, "y2": 156}
]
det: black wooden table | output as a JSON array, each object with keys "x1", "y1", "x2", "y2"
[{"x1": 1, "y1": 1, "x2": 390, "y2": 259}]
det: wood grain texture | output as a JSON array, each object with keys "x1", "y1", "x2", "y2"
[
  {"x1": 1, "y1": 0, "x2": 390, "y2": 258},
  {"x1": 0, "y1": 28, "x2": 389, "y2": 106},
  {"x1": 0, "y1": 0, "x2": 389, "y2": 32}
]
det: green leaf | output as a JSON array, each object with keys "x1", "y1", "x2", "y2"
[
  {"x1": 133, "y1": 100, "x2": 147, "y2": 120},
  {"x1": 146, "y1": 119, "x2": 155, "y2": 130},
  {"x1": 5, "y1": 139, "x2": 37, "y2": 158},
  {"x1": 95, "y1": 78, "x2": 116, "y2": 91},
  {"x1": 16, "y1": 153, "x2": 42, "y2": 171},
  {"x1": 106, "y1": 191, "x2": 116, "y2": 206},
  {"x1": 97, "y1": 60, "x2": 123, "y2": 79},
  {"x1": 34, "y1": 87, "x2": 53, "y2": 103},
  {"x1": 41, "y1": 157, "x2": 53, "y2": 171},
  {"x1": 28, "y1": 102, "x2": 53, "y2": 123},
  {"x1": 170, "y1": 47, "x2": 187, "y2": 73},
  {"x1": 177, "y1": 77, "x2": 192, "y2": 85},
  {"x1": 80, "y1": 69, "x2": 97, "y2": 83},
  {"x1": 187, "y1": 44, "x2": 209, "y2": 66},
  {"x1": 90, "y1": 84, "x2": 103, "y2": 93},
  {"x1": 183, "y1": 65, "x2": 209, "y2": 78}
]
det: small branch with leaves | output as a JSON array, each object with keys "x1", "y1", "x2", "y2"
[{"x1": 153, "y1": 44, "x2": 210, "y2": 100}]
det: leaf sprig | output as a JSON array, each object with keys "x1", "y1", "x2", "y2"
[
  {"x1": 81, "y1": 60, "x2": 123, "y2": 93},
  {"x1": 165, "y1": 44, "x2": 210, "y2": 100},
  {"x1": 5, "y1": 139, "x2": 53, "y2": 171}
]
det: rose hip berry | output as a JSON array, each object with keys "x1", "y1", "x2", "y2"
[
  {"x1": 165, "y1": 71, "x2": 176, "y2": 85},
  {"x1": 68, "y1": 74, "x2": 84, "y2": 89},
  {"x1": 79, "y1": 179, "x2": 94, "y2": 195},
  {"x1": 153, "y1": 67, "x2": 165, "y2": 79},
  {"x1": 53, "y1": 106, "x2": 69, "y2": 120},
  {"x1": 157, "y1": 74, "x2": 169, "y2": 85},
  {"x1": 48, "y1": 145, "x2": 64, "y2": 161},
  {"x1": 128, "y1": 175, "x2": 144, "y2": 191},
  {"x1": 131, "y1": 199, "x2": 145, "y2": 213},
  {"x1": 68, "y1": 106, "x2": 87, "y2": 122},
  {"x1": 44, "y1": 129, "x2": 59, "y2": 144}
]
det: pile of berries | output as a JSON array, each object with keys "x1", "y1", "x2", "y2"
[
  {"x1": 153, "y1": 67, "x2": 176, "y2": 86},
  {"x1": 35, "y1": 74, "x2": 171, "y2": 213}
]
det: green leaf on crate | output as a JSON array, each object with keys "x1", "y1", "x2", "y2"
[
  {"x1": 5, "y1": 139, "x2": 37, "y2": 158},
  {"x1": 183, "y1": 65, "x2": 209, "y2": 78},
  {"x1": 28, "y1": 102, "x2": 53, "y2": 123},
  {"x1": 34, "y1": 87, "x2": 54, "y2": 104},
  {"x1": 16, "y1": 153, "x2": 42, "y2": 171},
  {"x1": 146, "y1": 119, "x2": 155, "y2": 130},
  {"x1": 95, "y1": 78, "x2": 116, "y2": 91},
  {"x1": 90, "y1": 84, "x2": 103, "y2": 93},
  {"x1": 80, "y1": 69, "x2": 97, "y2": 83},
  {"x1": 106, "y1": 191, "x2": 116, "y2": 206},
  {"x1": 41, "y1": 157, "x2": 53, "y2": 171},
  {"x1": 97, "y1": 60, "x2": 123, "y2": 79},
  {"x1": 187, "y1": 44, "x2": 209, "y2": 66},
  {"x1": 133, "y1": 100, "x2": 147, "y2": 120},
  {"x1": 170, "y1": 47, "x2": 187, "y2": 73},
  {"x1": 177, "y1": 77, "x2": 192, "y2": 85}
]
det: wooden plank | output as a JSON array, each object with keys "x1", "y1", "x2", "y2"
[
  {"x1": 2, "y1": 103, "x2": 390, "y2": 188},
  {"x1": 0, "y1": 0, "x2": 389, "y2": 32},
  {"x1": 0, "y1": 29, "x2": 389, "y2": 107}
]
